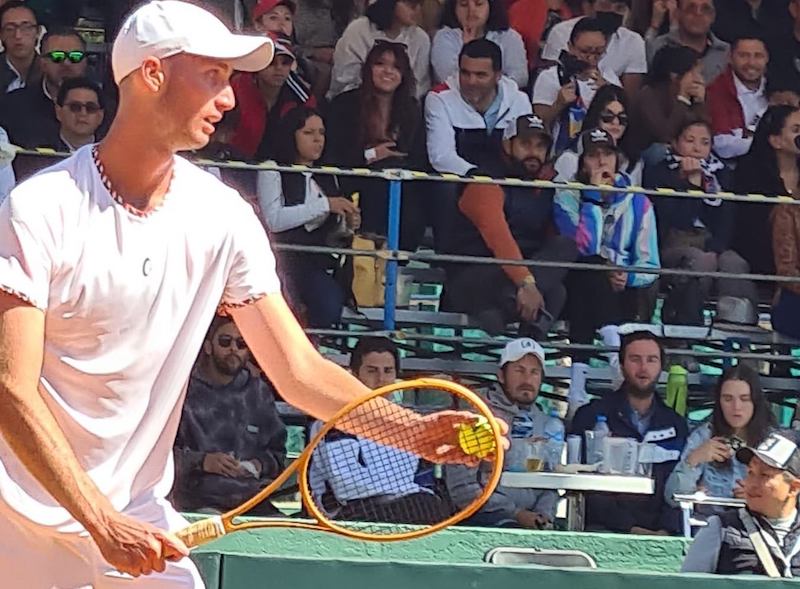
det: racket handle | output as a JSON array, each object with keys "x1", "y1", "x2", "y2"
[{"x1": 177, "y1": 516, "x2": 226, "y2": 548}]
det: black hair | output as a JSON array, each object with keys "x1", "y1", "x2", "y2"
[
  {"x1": 350, "y1": 337, "x2": 400, "y2": 372},
  {"x1": 618, "y1": 330, "x2": 665, "y2": 366},
  {"x1": 41, "y1": 26, "x2": 86, "y2": 52},
  {"x1": 746, "y1": 104, "x2": 800, "y2": 184},
  {"x1": 366, "y1": 0, "x2": 415, "y2": 31},
  {"x1": 272, "y1": 105, "x2": 324, "y2": 165},
  {"x1": 56, "y1": 76, "x2": 103, "y2": 108},
  {"x1": 730, "y1": 33, "x2": 768, "y2": 53},
  {"x1": 711, "y1": 364, "x2": 774, "y2": 447},
  {"x1": 440, "y1": 0, "x2": 509, "y2": 31},
  {"x1": 0, "y1": 1, "x2": 37, "y2": 26},
  {"x1": 672, "y1": 113, "x2": 713, "y2": 144},
  {"x1": 766, "y1": 74, "x2": 800, "y2": 99},
  {"x1": 206, "y1": 314, "x2": 234, "y2": 342},
  {"x1": 459, "y1": 38, "x2": 502, "y2": 71},
  {"x1": 583, "y1": 84, "x2": 639, "y2": 167},
  {"x1": 569, "y1": 16, "x2": 607, "y2": 44},
  {"x1": 649, "y1": 44, "x2": 700, "y2": 86}
]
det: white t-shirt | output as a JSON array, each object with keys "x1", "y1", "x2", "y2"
[{"x1": 0, "y1": 145, "x2": 281, "y2": 532}]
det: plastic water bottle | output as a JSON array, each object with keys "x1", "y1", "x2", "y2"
[
  {"x1": 592, "y1": 415, "x2": 610, "y2": 465},
  {"x1": 543, "y1": 409, "x2": 565, "y2": 471},
  {"x1": 506, "y1": 414, "x2": 535, "y2": 472}
]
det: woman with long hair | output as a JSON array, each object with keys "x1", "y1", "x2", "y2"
[
  {"x1": 256, "y1": 106, "x2": 360, "y2": 327},
  {"x1": 431, "y1": 0, "x2": 527, "y2": 87},
  {"x1": 328, "y1": 0, "x2": 430, "y2": 100},
  {"x1": 666, "y1": 365, "x2": 774, "y2": 514},
  {"x1": 325, "y1": 41, "x2": 426, "y2": 248},
  {"x1": 554, "y1": 84, "x2": 642, "y2": 183}
]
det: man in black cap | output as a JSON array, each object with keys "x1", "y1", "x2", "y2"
[
  {"x1": 440, "y1": 114, "x2": 578, "y2": 337},
  {"x1": 683, "y1": 431, "x2": 800, "y2": 577}
]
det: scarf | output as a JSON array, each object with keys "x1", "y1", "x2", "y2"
[{"x1": 664, "y1": 148, "x2": 725, "y2": 203}]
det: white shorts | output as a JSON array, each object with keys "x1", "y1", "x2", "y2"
[{"x1": 0, "y1": 497, "x2": 205, "y2": 589}]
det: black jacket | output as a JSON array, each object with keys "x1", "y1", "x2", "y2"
[
  {"x1": 0, "y1": 82, "x2": 58, "y2": 149},
  {"x1": 0, "y1": 53, "x2": 41, "y2": 95}
]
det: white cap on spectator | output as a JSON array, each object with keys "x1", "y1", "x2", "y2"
[
  {"x1": 499, "y1": 338, "x2": 546, "y2": 368},
  {"x1": 112, "y1": 0, "x2": 274, "y2": 85}
]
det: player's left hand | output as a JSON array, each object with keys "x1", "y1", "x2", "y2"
[{"x1": 411, "y1": 411, "x2": 509, "y2": 466}]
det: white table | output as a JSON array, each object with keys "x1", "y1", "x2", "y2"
[{"x1": 500, "y1": 472, "x2": 655, "y2": 531}]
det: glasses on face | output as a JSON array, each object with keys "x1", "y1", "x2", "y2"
[
  {"x1": 600, "y1": 111, "x2": 629, "y2": 126},
  {"x1": 45, "y1": 50, "x2": 86, "y2": 64},
  {"x1": 217, "y1": 334, "x2": 247, "y2": 350},
  {"x1": 1, "y1": 22, "x2": 38, "y2": 36},
  {"x1": 64, "y1": 101, "x2": 102, "y2": 114}
]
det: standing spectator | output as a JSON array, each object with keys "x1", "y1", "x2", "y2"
[
  {"x1": 541, "y1": 2, "x2": 648, "y2": 97},
  {"x1": 439, "y1": 115, "x2": 578, "y2": 336},
  {"x1": 229, "y1": 35, "x2": 316, "y2": 160},
  {"x1": 571, "y1": 331, "x2": 688, "y2": 535},
  {"x1": 447, "y1": 338, "x2": 559, "y2": 528},
  {"x1": 666, "y1": 365, "x2": 774, "y2": 516},
  {"x1": 257, "y1": 106, "x2": 359, "y2": 327},
  {"x1": 173, "y1": 315, "x2": 287, "y2": 515},
  {"x1": 0, "y1": 1, "x2": 40, "y2": 93},
  {"x1": 425, "y1": 38, "x2": 531, "y2": 177},
  {"x1": 325, "y1": 41, "x2": 426, "y2": 249},
  {"x1": 508, "y1": 0, "x2": 574, "y2": 68},
  {"x1": 252, "y1": 0, "x2": 295, "y2": 36},
  {"x1": 0, "y1": 27, "x2": 88, "y2": 149},
  {"x1": 629, "y1": 45, "x2": 707, "y2": 155},
  {"x1": 734, "y1": 105, "x2": 800, "y2": 279},
  {"x1": 706, "y1": 35, "x2": 769, "y2": 160},
  {"x1": 555, "y1": 129, "x2": 660, "y2": 347},
  {"x1": 554, "y1": 84, "x2": 643, "y2": 183},
  {"x1": 646, "y1": 0, "x2": 730, "y2": 84},
  {"x1": 328, "y1": 0, "x2": 431, "y2": 100},
  {"x1": 532, "y1": 17, "x2": 620, "y2": 152},
  {"x1": 643, "y1": 117, "x2": 758, "y2": 325},
  {"x1": 431, "y1": 0, "x2": 528, "y2": 88}
]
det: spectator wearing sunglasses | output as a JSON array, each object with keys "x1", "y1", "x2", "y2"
[
  {"x1": 54, "y1": 77, "x2": 104, "y2": 152},
  {"x1": 0, "y1": 1, "x2": 41, "y2": 94},
  {"x1": 173, "y1": 315, "x2": 287, "y2": 515}
]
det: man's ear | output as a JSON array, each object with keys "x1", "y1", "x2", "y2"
[
  {"x1": 140, "y1": 57, "x2": 166, "y2": 93},
  {"x1": 502, "y1": 138, "x2": 512, "y2": 157},
  {"x1": 790, "y1": 476, "x2": 800, "y2": 496},
  {"x1": 497, "y1": 368, "x2": 506, "y2": 386},
  {"x1": 202, "y1": 340, "x2": 212, "y2": 356}
]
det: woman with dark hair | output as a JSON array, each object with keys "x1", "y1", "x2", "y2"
[
  {"x1": 325, "y1": 41, "x2": 426, "y2": 248},
  {"x1": 666, "y1": 364, "x2": 774, "y2": 514},
  {"x1": 629, "y1": 45, "x2": 707, "y2": 154},
  {"x1": 328, "y1": 0, "x2": 430, "y2": 100},
  {"x1": 256, "y1": 106, "x2": 360, "y2": 327},
  {"x1": 554, "y1": 84, "x2": 642, "y2": 182},
  {"x1": 431, "y1": 0, "x2": 527, "y2": 87}
]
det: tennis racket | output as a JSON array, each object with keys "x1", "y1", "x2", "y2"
[{"x1": 176, "y1": 377, "x2": 504, "y2": 546}]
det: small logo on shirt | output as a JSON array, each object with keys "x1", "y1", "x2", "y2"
[{"x1": 142, "y1": 258, "x2": 152, "y2": 276}]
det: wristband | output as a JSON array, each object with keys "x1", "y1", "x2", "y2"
[
  {"x1": 676, "y1": 95, "x2": 692, "y2": 106},
  {"x1": 520, "y1": 275, "x2": 537, "y2": 288},
  {"x1": 364, "y1": 148, "x2": 377, "y2": 162}
]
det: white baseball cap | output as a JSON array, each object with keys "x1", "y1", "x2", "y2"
[
  {"x1": 112, "y1": 1, "x2": 275, "y2": 85},
  {"x1": 499, "y1": 338, "x2": 546, "y2": 368}
]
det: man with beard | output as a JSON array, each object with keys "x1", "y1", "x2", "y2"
[
  {"x1": 172, "y1": 315, "x2": 287, "y2": 515},
  {"x1": 439, "y1": 114, "x2": 578, "y2": 337},
  {"x1": 571, "y1": 331, "x2": 688, "y2": 535}
]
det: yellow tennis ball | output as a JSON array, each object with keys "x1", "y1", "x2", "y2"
[{"x1": 458, "y1": 420, "x2": 496, "y2": 458}]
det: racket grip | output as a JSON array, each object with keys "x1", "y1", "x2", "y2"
[{"x1": 177, "y1": 516, "x2": 226, "y2": 548}]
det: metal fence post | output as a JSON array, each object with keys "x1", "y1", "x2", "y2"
[{"x1": 383, "y1": 178, "x2": 402, "y2": 330}]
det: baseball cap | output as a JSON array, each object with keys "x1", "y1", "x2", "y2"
[
  {"x1": 503, "y1": 114, "x2": 551, "y2": 143},
  {"x1": 112, "y1": 1, "x2": 275, "y2": 85},
  {"x1": 270, "y1": 33, "x2": 296, "y2": 61},
  {"x1": 737, "y1": 431, "x2": 800, "y2": 477},
  {"x1": 578, "y1": 128, "x2": 618, "y2": 156},
  {"x1": 499, "y1": 338, "x2": 546, "y2": 368},
  {"x1": 253, "y1": 0, "x2": 297, "y2": 21}
]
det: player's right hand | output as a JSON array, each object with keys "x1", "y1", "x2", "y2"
[{"x1": 91, "y1": 512, "x2": 190, "y2": 577}]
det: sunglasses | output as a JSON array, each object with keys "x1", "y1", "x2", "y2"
[
  {"x1": 217, "y1": 334, "x2": 247, "y2": 350},
  {"x1": 64, "y1": 101, "x2": 102, "y2": 114},
  {"x1": 45, "y1": 50, "x2": 86, "y2": 64},
  {"x1": 600, "y1": 111, "x2": 629, "y2": 126}
]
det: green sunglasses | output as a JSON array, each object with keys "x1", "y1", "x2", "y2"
[{"x1": 44, "y1": 50, "x2": 86, "y2": 64}]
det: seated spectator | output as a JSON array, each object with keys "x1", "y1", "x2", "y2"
[
  {"x1": 682, "y1": 430, "x2": 800, "y2": 575},
  {"x1": 554, "y1": 129, "x2": 660, "y2": 347},
  {"x1": 229, "y1": 35, "x2": 315, "y2": 160},
  {"x1": 439, "y1": 115, "x2": 578, "y2": 336},
  {"x1": 329, "y1": 0, "x2": 431, "y2": 100},
  {"x1": 308, "y1": 337, "x2": 451, "y2": 524},
  {"x1": 711, "y1": 0, "x2": 785, "y2": 44},
  {"x1": 767, "y1": 0, "x2": 800, "y2": 92},
  {"x1": 630, "y1": 45, "x2": 707, "y2": 156},
  {"x1": 447, "y1": 338, "x2": 559, "y2": 528},
  {"x1": 734, "y1": 106, "x2": 800, "y2": 279},
  {"x1": 325, "y1": 41, "x2": 426, "y2": 249},
  {"x1": 643, "y1": 117, "x2": 758, "y2": 326},
  {"x1": 425, "y1": 38, "x2": 531, "y2": 177},
  {"x1": 253, "y1": 0, "x2": 295, "y2": 36},
  {"x1": 666, "y1": 365, "x2": 774, "y2": 516},
  {"x1": 770, "y1": 164, "x2": 800, "y2": 339},
  {"x1": 554, "y1": 84, "x2": 643, "y2": 183},
  {"x1": 706, "y1": 35, "x2": 769, "y2": 161},
  {"x1": 571, "y1": 331, "x2": 688, "y2": 535},
  {"x1": 173, "y1": 315, "x2": 287, "y2": 515},
  {"x1": 767, "y1": 76, "x2": 800, "y2": 109},
  {"x1": 541, "y1": 1, "x2": 648, "y2": 97},
  {"x1": 0, "y1": 125, "x2": 14, "y2": 205},
  {"x1": 257, "y1": 106, "x2": 358, "y2": 327},
  {"x1": 532, "y1": 17, "x2": 621, "y2": 153},
  {"x1": 293, "y1": 0, "x2": 347, "y2": 98},
  {"x1": 646, "y1": 0, "x2": 730, "y2": 85},
  {"x1": 628, "y1": 0, "x2": 676, "y2": 41},
  {"x1": 431, "y1": 0, "x2": 527, "y2": 88},
  {"x1": 508, "y1": 0, "x2": 574, "y2": 68},
  {"x1": 0, "y1": 27, "x2": 88, "y2": 149},
  {"x1": 0, "y1": 1, "x2": 40, "y2": 93}
]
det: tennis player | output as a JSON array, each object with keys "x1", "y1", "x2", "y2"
[{"x1": 0, "y1": 2, "x2": 488, "y2": 587}]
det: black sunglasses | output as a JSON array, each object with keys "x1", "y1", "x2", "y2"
[
  {"x1": 64, "y1": 101, "x2": 102, "y2": 114},
  {"x1": 45, "y1": 50, "x2": 86, "y2": 64},
  {"x1": 217, "y1": 334, "x2": 247, "y2": 350},
  {"x1": 599, "y1": 111, "x2": 629, "y2": 126}
]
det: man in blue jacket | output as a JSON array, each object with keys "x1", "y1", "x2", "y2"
[{"x1": 571, "y1": 330, "x2": 688, "y2": 534}]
